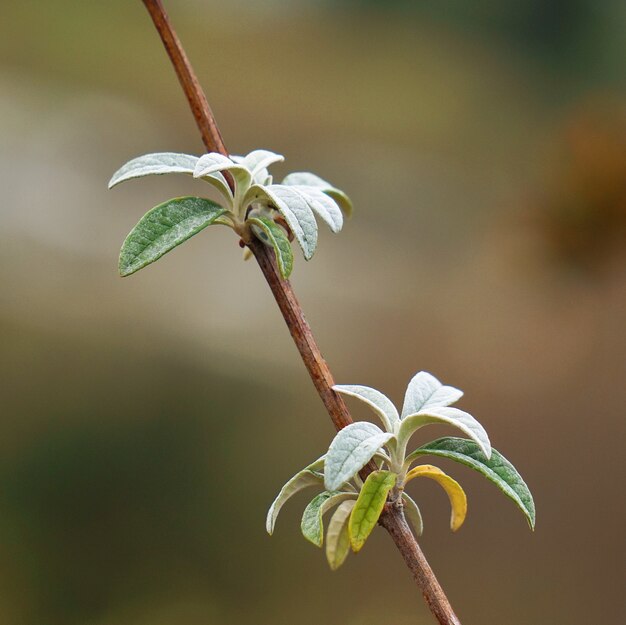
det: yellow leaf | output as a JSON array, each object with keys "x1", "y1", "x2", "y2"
[{"x1": 405, "y1": 464, "x2": 467, "y2": 531}]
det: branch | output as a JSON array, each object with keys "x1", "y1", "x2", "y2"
[{"x1": 140, "y1": 2, "x2": 461, "y2": 623}]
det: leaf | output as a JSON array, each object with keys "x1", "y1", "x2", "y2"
[
  {"x1": 108, "y1": 152, "x2": 232, "y2": 203},
  {"x1": 248, "y1": 216, "x2": 294, "y2": 278},
  {"x1": 241, "y1": 149, "x2": 284, "y2": 177},
  {"x1": 333, "y1": 384, "x2": 399, "y2": 433},
  {"x1": 406, "y1": 437, "x2": 535, "y2": 529},
  {"x1": 288, "y1": 186, "x2": 343, "y2": 233},
  {"x1": 193, "y1": 152, "x2": 249, "y2": 182},
  {"x1": 118, "y1": 196, "x2": 227, "y2": 277},
  {"x1": 398, "y1": 406, "x2": 491, "y2": 459},
  {"x1": 349, "y1": 470, "x2": 397, "y2": 552},
  {"x1": 401, "y1": 371, "x2": 463, "y2": 418},
  {"x1": 325, "y1": 500, "x2": 356, "y2": 570},
  {"x1": 266, "y1": 455, "x2": 325, "y2": 535},
  {"x1": 282, "y1": 171, "x2": 353, "y2": 217},
  {"x1": 109, "y1": 152, "x2": 196, "y2": 187},
  {"x1": 301, "y1": 492, "x2": 357, "y2": 547},
  {"x1": 401, "y1": 492, "x2": 423, "y2": 536},
  {"x1": 193, "y1": 152, "x2": 252, "y2": 210},
  {"x1": 405, "y1": 464, "x2": 467, "y2": 531},
  {"x1": 244, "y1": 184, "x2": 318, "y2": 260},
  {"x1": 231, "y1": 149, "x2": 283, "y2": 186},
  {"x1": 324, "y1": 422, "x2": 395, "y2": 491}
]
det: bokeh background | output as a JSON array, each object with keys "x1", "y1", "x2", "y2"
[{"x1": 1, "y1": 1, "x2": 625, "y2": 623}]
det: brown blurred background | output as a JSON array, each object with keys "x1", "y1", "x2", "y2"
[{"x1": 1, "y1": 1, "x2": 625, "y2": 623}]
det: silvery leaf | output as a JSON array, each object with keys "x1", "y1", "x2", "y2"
[
  {"x1": 282, "y1": 171, "x2": 353, "y2": 217},
  {"x1": 333, "y1": 384, "x2": 399, "y2": 433},
  {"x1": 401, "y1": 371, "x2": 463, "y2": 418},
  {"x1": 324, "y1": 422, "x2": 394, "y2": 491},
  {"x1": 398, "y1": 406, "x2": 491, "y2": 459},
  {"x1": 243, "y1": 184, "x2": 318, "y2": 260}
]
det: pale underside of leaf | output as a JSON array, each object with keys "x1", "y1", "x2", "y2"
[
  {"x1": 118, "y1": 196, "x2": 227, "y2": 277},
  {"x1": 282, "y1": 171, "x2": 353, "y2": 217},
  {"x1": 325, "y1": 499, "x2": 356, "y2": 570},
  {"x1": 333, "y1": 384, "x2": 399, "y2": 433},
  {"x1": 301, "y1": 491, "x2": 357, "y2": 547},
  {"x1": 405, "y1": 464, "x2": 467, "y2": 531},
  {"x1": 324, "y1": 422, "x2": 394, "y2": 491},
  {"x1": 401, "y1": 492, "x2": 424, "y2": 536},
  {"x1": 401, "y1": 371, "x2": 464, "y2": 419},
  {"x1": 399, "y1": 406, "x2": 491, "y2": 459},
  {"x1": 349, "y1": 470, "x2": 397, "y2": 552},
  {"x1": 240, "y1": 149, "x2": 284, "y2": 177},
  {"x1": 244, "y1": 184, "x2": 318, "y2": 260},
  {"x1": 108, "y1": 152, "x2": 232, "y2": 204},
  {"x1": 248, "y1": 216, "x2": 294, "y2": 278},
  {"x1": 194, "y1": 152, "x2": 252, "y2": 210},
  {"x1": 266, "y1": 455, "x2": 325, "y2": 535},
  {"x1": 406, "y1": 437, "x2": 535, "y2": 529},
  {"x1": 232, "y1": 149, "x2": 283, "y2": 186},
  {"x1": 288, "y1": 186, "x2": 343, "y2": 233}
]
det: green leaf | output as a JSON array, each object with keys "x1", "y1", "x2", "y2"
[
  {"x1": 266, "y1": 456, "x2": 325, "y2": 535},
  {"x1": 108, "y1": 152, "x2": 232, "y2": 204},
  {"x1": 406, "y1": 437, "x2": 535, "y2": 529},
  {"x1": 248, "y1": 216, "x2": 294, "y2": 279},
  {"x1": 349, "y1": 470, "x2": 397, "y2": 552},
  {"x1": 401, "y1": 492, "x2": 423, "y2": 536},
  {"x1": 325, "y1": 500, "x2": 356, "y2": 570},
  {"x1": 332, "y1": 384, "x2": 400, "y2": 433},
  {"x1": 282, "y1": 172, "x2": 353, "y2": 217},
  {"x1": 118, "y1": 196, "x2": 227, "y2": 277},
  {"x1": 324, "y1": 422, "x2": 394, "y2": 491},
  {"x1": 401, "y1": 371, "x2": 463, "y2": 418},
  {"x1": 243, "y1": 184, "x2": 318, "y2": 260},
  {"x1": 301, "y1": 491, "x2": 357, "y2": 547},
  {"x1": 398, "y1": 406, "x2": 491, "y2": 460}
]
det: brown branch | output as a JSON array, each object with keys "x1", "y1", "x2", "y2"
[
  {"x1": 142, "y1": 0, "x2": 227, "y2": 156},
  {"x1": 139, "y1": 1, "x2": 461, "y2": 623}
]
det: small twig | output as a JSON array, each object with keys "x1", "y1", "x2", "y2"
[
  {"x1": 142, "y1": 0, "x2": 227, "y2": 155},
  {"x1": 139, "y1": 1, "x2": 461, "y2": 623}
]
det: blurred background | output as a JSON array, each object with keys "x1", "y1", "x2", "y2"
[{"x1": 1, "y1": 1, "x2": 625, "y2": 623}]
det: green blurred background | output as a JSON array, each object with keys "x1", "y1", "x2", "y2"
[{"x1": 1, "y1": 1, "x2": 625, "y2": 623}]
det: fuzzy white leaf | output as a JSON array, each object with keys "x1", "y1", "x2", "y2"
[
  {"x1": 333, "y1": 384, "x2": 399, "y2": 433},
  {"x1": 401, "y1": 371, "x2": 463, "y2": 418},
  {"x1": 231, "y1": 149, "x2": 283, "y2": 186},
  {"x1": 241, "y1": 149, "x2": 284, "y2": 176},
  {"x1": 289, "y1": 186, "x2": 343, "y2": 233},
  {"x1": 109, "y1": 152, "x2": 197, "y2": 188},
  {"x1": 266, "y1": 455, "x2": 325, "y2": 535},
  {"x1": 193, "y1": 152, "x2": 252, "y2": 207},
  {"x1": 324, "y1": 422, "x2": 394, "y2": 491},
  {"x1": 282, "y1": 171, "x2": 353, "y2": 217},
  {"x1": 398, "y1": 406, "x2": 491, "y2": 459},
  {"x1": 108, "y1": 152, "x2": 231, "y2": 202},
  {"x1": 244, "y1": 184, "x2": 318, "y2": 260}
]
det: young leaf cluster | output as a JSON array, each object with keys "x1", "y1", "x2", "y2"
[
  {"x1": 109, "y1": 150, "x2": 352, "y2": 278},
  {"x1": 267, "y1": 371, "x2": 535, "y2": 570}
]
